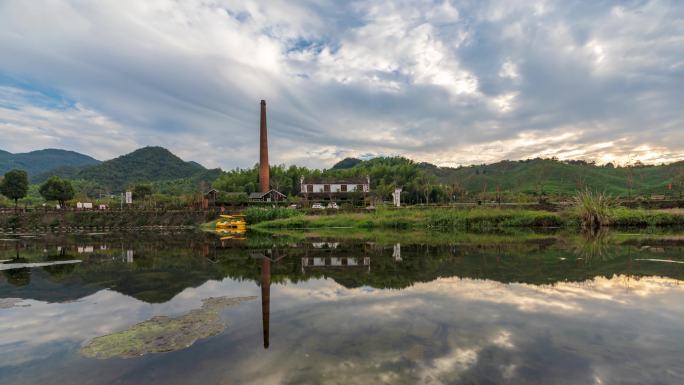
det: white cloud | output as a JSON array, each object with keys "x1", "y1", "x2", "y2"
[
  {"x1": 0, "y1": 87, "x2": 138, "y2": 160},
  {"x1": 492, "y1": 92, "x2": 518, "y2": 113},
  {"x1": 499, "y1": 59, "x2": 520, "y2": 80},
  {"x1": 0, "y1": 0, "x2": 682, "y2": 168}
]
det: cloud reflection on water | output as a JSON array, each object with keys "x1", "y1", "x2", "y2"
[{"x1": 3, "y1": 272, "x2": 683, "y2": 384}]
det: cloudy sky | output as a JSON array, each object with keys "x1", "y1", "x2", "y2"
[{"x1": 0, "y1": 0, "x2": 683, "y2": 169}]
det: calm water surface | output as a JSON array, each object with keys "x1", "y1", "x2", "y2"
[{"x1": 1, "y1": 230, "x2": 684, "y2": 384}]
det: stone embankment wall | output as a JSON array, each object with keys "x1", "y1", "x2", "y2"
[{"x1": 0, "y1": 210, "x2": 219, "y2": 233}]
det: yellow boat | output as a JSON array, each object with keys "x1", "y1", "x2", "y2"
[
  {"x1": 215, "y1": 214, "x2": 247, "y2": 232},
  {"x1": 217, "y1": 230, "x2": 246, "y2": 241}
]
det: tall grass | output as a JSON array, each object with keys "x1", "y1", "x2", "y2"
[
  {"x1": 573, "y1": 189, "x2": 613, "y2": 229},
  {"x1": 252, "y1": 208, "x2": 562, "y2": 230},
  {"x1": 247, "y1": 202, "x2": 684, "y2": 231},
  {"x1": 244, "y1": 207, "x2": 303, "y2": 224},
  {"x1": 610, "y1": 208, "x2": 684, "y2": 227},
  {"x1": 426, "y1": 208, "x2": 561, "y2": 230}
]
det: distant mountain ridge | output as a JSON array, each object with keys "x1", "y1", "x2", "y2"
[
  {"x1": 9, "y1": 145, "x2": 684, "y2": 198},
  {"x1": 75, "y1": 146, "x2": 205, "y2": 187},
  {"x1": 0, "y1": 148, "x2": 100, "y2": 176},
  {"x1": 19, "y1": 146, "x2": 219, "y2": 193},
  {"x1": 337, "y1": 157, "x2": 684, "y2": 197}
]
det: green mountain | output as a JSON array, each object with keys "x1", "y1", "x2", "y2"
[
  {"x1": 332, "y1": 157, "x2": 363, "y2": 169},
  {"x1": 0, "y1": 149, "x2": 100, "y2": 176},
  {"x1": 335, "y1": 157, "x2": 684, "y2": 198},
  {"x1": 73, "y1": 146, "x2": 212, "y2": 190},
  {"x1": 426, "y1": 158, "x2": 684, "y2": 197}
]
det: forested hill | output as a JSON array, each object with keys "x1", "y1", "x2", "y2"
[
  {"x1": 331, "y1": 157, "x2": 684, "y2": 198},
  {"x1": 27, "y1": 146, "x2": 221, "y2": 193},
  {"x1": 0, "y1": 148, "x2": 100, "y2": 176},
  {"x1": 73, "y1": 146, "x2": 212, "y2": 189},
  {"x1": 8, "y1": 146, "x2": 684, "y2": 199},
  {"x1": 427, "y1": 159, "x2": 684, "y2": 197}
]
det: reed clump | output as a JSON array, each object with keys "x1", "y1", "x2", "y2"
[{"x1": 573, "y1": 189, "x2": 613, "y2": 229}]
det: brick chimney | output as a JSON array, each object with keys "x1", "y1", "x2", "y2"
[{"x1": 259, "y1": 100, "x2": 270, "y2": 193}]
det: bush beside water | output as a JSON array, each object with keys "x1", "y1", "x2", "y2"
[
  {"x1": 573, "y1": 189, "x2": 613, "y2": 229},
  {"x1": 244, "y1": 207, "x2": 303, "y2": 224}
]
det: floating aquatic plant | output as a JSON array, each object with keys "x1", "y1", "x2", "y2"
[{"x1": 80, "y1": 296, "x2": 256, "y2": 359}]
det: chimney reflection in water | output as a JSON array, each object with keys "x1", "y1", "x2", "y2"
[{"x1": 261, "y1": 255, "x2": 271, "y2": 349}]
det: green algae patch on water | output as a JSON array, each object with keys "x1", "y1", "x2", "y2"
[{"x1": 80, "y1": 296, "x2": 256, "y2": 359}]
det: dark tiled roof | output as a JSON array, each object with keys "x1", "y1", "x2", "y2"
[
  {"x1": 249, "y1": 190, "x2": 286, "y2": 199},
  {"x1": 302, "y1": 177, "x2": 368, "y2": 184}
]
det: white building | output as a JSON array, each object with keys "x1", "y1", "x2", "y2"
[{"x1": 299, "y1": 176, "x2": 370, "y2": 203}]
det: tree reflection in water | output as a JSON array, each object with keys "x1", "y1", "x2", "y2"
[{"x1": 1, "y1": 230, "x2": 684, "y2": 385}]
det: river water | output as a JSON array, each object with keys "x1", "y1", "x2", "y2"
[{"x1": 1, "y1": 230, "x2": 683, "y2": 384}]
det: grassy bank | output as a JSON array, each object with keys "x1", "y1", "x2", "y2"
[
  {"x1": 250, "y1": 207, "x2": 684, "y2": 231},
  {"x1": 609, "y1": 208, "x2": 684, "y2": 227},
  {"x1": 252, "y1": 208, "x2": 563, "y2": 231}
]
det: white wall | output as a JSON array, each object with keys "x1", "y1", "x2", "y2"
[{"x1": 305, "y1": 183, "x2": 368, "y2": 193}]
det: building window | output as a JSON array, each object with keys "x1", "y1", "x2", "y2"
[
  {"x1": 357, "y1": 184, "x2": 364, "y2": 192},
  {"x1": 307, "y1": 184, "x2": 313, "y2": 192},
  {"x1": 324, "y1": 184, "x2": 331, "y2": 192},
  {"x1": 341, "y1": 184, "x2": 347, "y2": 192}
]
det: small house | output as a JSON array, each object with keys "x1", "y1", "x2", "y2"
[
  {"x1": 248, "y1": 190, "x2": 287, "y2": 202},
  {"x1": 204, "y1": 189, "x2": 219, "y2": 202}
]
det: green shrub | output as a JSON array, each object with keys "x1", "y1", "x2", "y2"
[{"x1": 245, "y1": 207, "x2": 303, "y2": 224}]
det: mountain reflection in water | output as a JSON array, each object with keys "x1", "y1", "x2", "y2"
[{"x1": 1, "y1": 230, "x2": 684, "y2": 385}]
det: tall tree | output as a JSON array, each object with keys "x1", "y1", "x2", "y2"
[
  {"x1": 0, "y1": 169, "x2": 29, "y2": 210},
  {"x1": 39, "y1": 176, "x2": 75, "y2": 207},
  {"x1": 132, "y1": 184, "x2": 153, "y2": 200}
]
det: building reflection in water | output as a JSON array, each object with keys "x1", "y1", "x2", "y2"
[
  {"x1": 300, "y1": 242, "x2": 373, "y2": 274},
  {"x1": 252, "y1": 243, "x2": 382, "y2": 349}
]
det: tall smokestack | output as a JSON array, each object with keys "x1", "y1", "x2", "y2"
[{"x1": 259, "y1": 100, "x2": 270, "y2": 193}]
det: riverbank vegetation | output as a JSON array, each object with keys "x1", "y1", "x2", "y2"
[
  {"x1": 214, "y1": 156, "x2": 684, "y2": 203},
  {"x1": 4, "y1": 146, "x2": 684, "y2": 211},
  {"x1": 244, "y1": 206, "x2": 302, "y2": 224},
  {"x1": 250, "y1": 206, "x2": 684, "y2": 231},
  {"x1": 250, "y1": 208, "x2": 562, "y2": 230}
]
